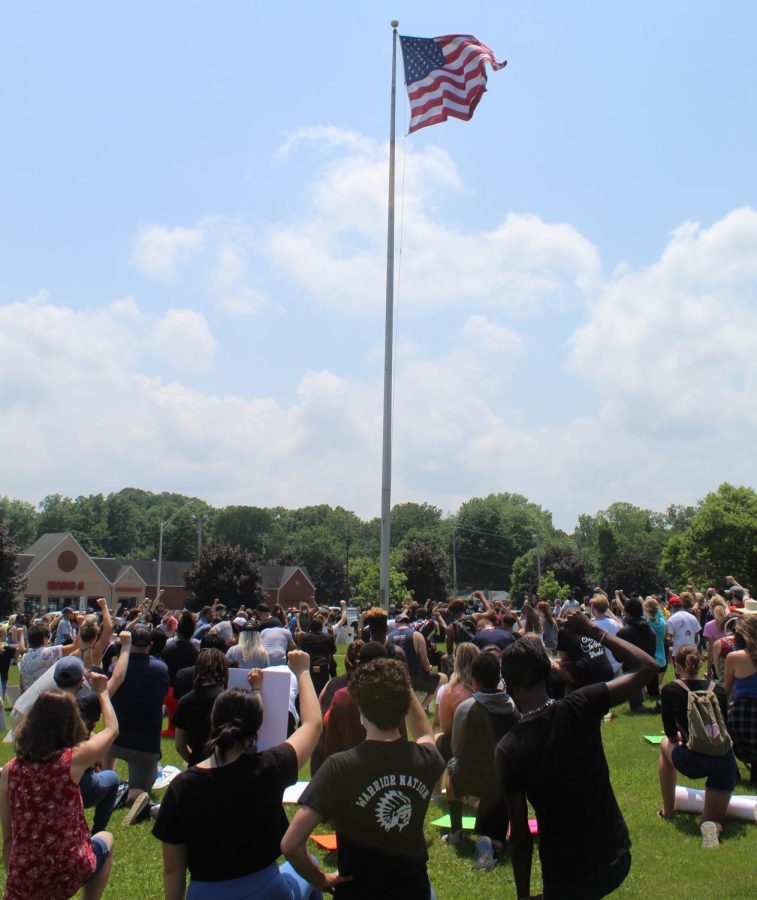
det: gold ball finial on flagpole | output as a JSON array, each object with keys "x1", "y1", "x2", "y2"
[{"x1": 391, "y1": 20, "x2": 399, "y2": 28}]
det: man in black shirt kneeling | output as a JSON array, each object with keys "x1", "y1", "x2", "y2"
[{"x1": 497, "y1": 610, "x2": 657, "y2": 899}]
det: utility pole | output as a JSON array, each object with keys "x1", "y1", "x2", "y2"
[
  {"x1": 345, "y1": 538, "x2": 352, "y2": 601},
  {"x1": 532, "y1": 532, "x2": 542, "y2": 585},
  {"x1": 451, "y1": 527, "x2": 458, "y2": 595},
  {"x1": 193, "y1": 513, "x2": 208, "y2": 560}
]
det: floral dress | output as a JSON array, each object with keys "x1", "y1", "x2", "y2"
[{"x1": 5, "y1": 748, "x2": 95, "y2": 900}]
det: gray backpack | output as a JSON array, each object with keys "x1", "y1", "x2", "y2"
[{"x1": 676, "y1": 679, "x2": 733, "y2": 757}]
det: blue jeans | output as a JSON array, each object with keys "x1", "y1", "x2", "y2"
[
  {"x1": 187, "y1": 862, "x2": 323, "y2": 899},
  {"x1": 79, "y1": 768, "x2": 120, "y2": 833}
]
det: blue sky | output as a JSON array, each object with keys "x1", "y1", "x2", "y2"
[{"x1": 2, "y1": 2, "x2": 757, "y2": 529}]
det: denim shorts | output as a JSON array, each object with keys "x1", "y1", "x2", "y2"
[
  {"x1": 671, "y1": 745, "x2": 738, "y2": 793},
  {"x1": 86, "y1": 836, "x2": 110, "y2": 880}
]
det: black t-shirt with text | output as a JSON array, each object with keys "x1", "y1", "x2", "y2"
[
  {"x1": 556, "y1": 627, "x2": 613, "y2": 686},
  {"x1": 301, "y1": 739, "x2": 445, "y2": 899},
  {"x1": 152, "y1": 743, "x2": 298, "y2": 881},
  {"x1": 496, "y1": 683, "x2": 629, "y2": 887}
]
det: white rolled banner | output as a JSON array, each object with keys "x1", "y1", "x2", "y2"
[{"x1": 674, "y1": 785, "x2": 757, "y2": 821}]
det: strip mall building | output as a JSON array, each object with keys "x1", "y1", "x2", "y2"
[{"x1": 16, "y1": 533, "x2": 316, "y2": 614}]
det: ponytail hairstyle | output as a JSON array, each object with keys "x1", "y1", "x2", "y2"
[
  {"x1": 711, "y1": 599, "x2": 727, "y2": 630},
  {"x1": 205, "y1": 688, "x2": 263, "y2": 761},
  {"x1": 674, "y1": 644, "x2": 702, "y2": 679}
]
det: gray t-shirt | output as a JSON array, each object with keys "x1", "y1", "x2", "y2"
[{"x1": 260, "y1": 627, "x2": 294, "y2": 666}]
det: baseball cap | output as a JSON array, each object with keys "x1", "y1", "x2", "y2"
[
  {"x1": 130, "y1": 626, "x2": 153, "y2": 647},
  {"x1": 668, "y1": 595, "x2": 682, "y2": 607},
  {"x1": 54, "y1": 656, "x2": 86, "y2": 688}
]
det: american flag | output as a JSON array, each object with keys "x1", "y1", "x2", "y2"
[{"x1": 399, "y1": 34, "x2": 506, "y2": 134}]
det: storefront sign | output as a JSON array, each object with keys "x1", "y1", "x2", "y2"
[
  {"x1": 116, "y1": 587, "x2": 142, "y2": 593},
  {"x1": 47, "y1": 580, "x2": 84, "y2": 591}
]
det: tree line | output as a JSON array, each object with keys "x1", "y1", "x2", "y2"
[{"x1": 1, "y1": 483, "x2": 756, "y2": 606}]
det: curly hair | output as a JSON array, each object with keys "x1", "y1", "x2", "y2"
[
  {"x1": 345, "y1": 639, "x2": 364, "y2": 672},
  {"x1": 349, "y1": 658, "x2": 411, "y2": 730},
  {"x1": 15, "y1": 691, "x2": 89, "y2": 762},
  {"x1": 194, "y1": 648, "x2": 230, "y2": 689}
]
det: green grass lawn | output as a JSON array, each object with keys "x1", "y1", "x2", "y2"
[{"x1": 2, "y1": 657, "x2": 756, "y2": 898}]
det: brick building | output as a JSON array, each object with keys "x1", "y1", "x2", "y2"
[{"x1": 16, "y1": 533, "x2": 316, "y2": 614}]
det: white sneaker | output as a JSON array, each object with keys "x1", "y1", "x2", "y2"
[{"x1": 701, "y1": 821, "x2": 720, "y2": 849}]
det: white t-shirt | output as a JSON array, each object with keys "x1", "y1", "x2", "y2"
[
  {"x1": 559, "y1": 599, "x2": 579, "y2": 617},
  {"x1": 592, "y1": 616, "x2": 622, "y2": 673},
  {"x1": 666, "y1": 610, "x2": 701, "y2": 653}
]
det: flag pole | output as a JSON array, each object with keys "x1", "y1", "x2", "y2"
[{"x1": 379, "y1": 21, "x2": 399, "y2": 610}]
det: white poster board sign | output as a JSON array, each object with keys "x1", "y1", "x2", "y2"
[
  {"x1": 5, "y1": 664, "x2": 61, "y2": 742},
  {"x1": 675, "y1": 785, "x2": 757, "y2": 821},
  {"x1": 227, "y1": 667, "x2": 291, "y2": 751}
]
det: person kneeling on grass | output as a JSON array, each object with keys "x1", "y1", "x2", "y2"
[
  {"x1": 282, "y1": 657, "x2": 446, "y2": 900},
  {"x1": 0, "y1": 674, "x2": 118, "y2": 900},
  {"x1": 658, "y1": 644, "x2": 737, "y2": 847},
  {"x1": 443, "y1": 649, "x2": 520, "y2": 871},
  {"x1": 152, "y1": 650, "x2": 322, "y2": 899},
  {"x1": 497, "y1": 610, "x2": 657, "y2": 900}
]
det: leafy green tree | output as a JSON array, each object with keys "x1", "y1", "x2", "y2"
[
  {"x1": 603, "y1": 552, "x2": 661, "y2": 596},
  {"x1": 184, "y1": 543, "x2": 263, "y2": 610},
  {"x1": 397, "y1": 540, "x2": 449, "y2": 603},
  {"x1": 0, "y1": 497, "x2": 37, "y2": 548},
  {"x1": 509, "y1": 549, "x2": 539, "y2": 605},
  {"x1": 542, "y1": 546, "x2": 591, "y2": 599},
  {"x1": 355, "y1": 562, "x2": 407, "y2": 607},
  {"x1": 389, "y1": 502, "x2": 449, "y2": 554},
  {"x1": 454, "y1": 493, "x2": 554, "y2": 590},
  {"x1": 660, "y1": 483, "x2": 757, "y2": 590},
  {"x1": 0, "y1": 524, "x2": 27, "y2": 617},
  {"x1": 36, "y1": 494, "x2": 75, "y2": 536},
  {"x1": 537, "y1": 570, "x2": 570, "y2": 602},
  {"x1": 213, "y1": 506, "x2": 274, "y2": 554},
  {"x1": 312, "y1": 554, "x2": 347, "y2": 605},
  {"x1": 595, "y1": 520, "x2": 619, "y2": 583}
]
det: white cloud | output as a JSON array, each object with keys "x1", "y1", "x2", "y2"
[
  {"x1": 274, "y1": 125, "x2": 376, "y2": 160},
  {"x1": 132, "y1": 224, "x2": 204, "y2": 279},
  {"x1": 266, "y1": 130, "x2": 600, "y2": 315},
  {"x1": 461, "y1": 315, "x2": 524, "y2": 357},
  {"x1": 570, "y1": 207, "x2": 757, "y2": 432},
  {"x1": 152, "y1": 310, "x2": 217, "y2": 372},
  {"x1": 210, "y1": 243, "x2": 268, "y2": 316}
]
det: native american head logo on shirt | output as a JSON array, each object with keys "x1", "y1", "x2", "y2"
[{"x1": 374, "y1": 789, "x2": 412, "y2": 833}]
